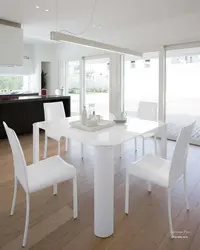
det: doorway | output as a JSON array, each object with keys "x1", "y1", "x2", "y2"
[{"x1": 84, "y1": 57, "x2": 110, "y2": 115}]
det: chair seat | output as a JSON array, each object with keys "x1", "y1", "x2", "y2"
[
  {"x1": 26, "y1": 156, "x2": 76, "y2": 193},
  {"x1": 128, "y1": 154, "x2": 171, "y2": 188},
  {"x1": 46, "y1": 132, "x2": 62, "y2": 142}
]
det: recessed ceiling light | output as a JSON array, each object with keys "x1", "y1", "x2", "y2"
[
  {"x1": 98, "y1": 26, "x2": 102, "y2": 29},
  {"x1": 92, "y1": 24, "x2": 96, "y2": 27},
  {"x1": 36, "y1": 5, "x2": 40, "y2": 9},
  {"x1": 45, "y1": 9, "x2": 49, "y2": 12}
]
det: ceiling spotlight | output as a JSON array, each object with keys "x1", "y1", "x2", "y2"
[
  {"x1": 36, "y1": 5, "x2": 40, "y2": 9},
  {"x1": 92, "y1": 24, "x2": 96, "y2": 27},
  {"x1": 45, "y1": 9, "x2": 49, "y2": 12},
  {"x1": 98, "y1": 26, "x2": 102, "y2": 29}
]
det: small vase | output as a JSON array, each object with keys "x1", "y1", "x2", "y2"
[{"x1": 41, "y1": 89, "x2": 47, "y2": 96}]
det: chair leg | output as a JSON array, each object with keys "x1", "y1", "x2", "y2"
[
  {"x1": 184, "y1": 174, "x2": 190, "y2": 211},
  {"x1": 43, "y1": 134, "x2": 48, "y2": 159},
  {"x1": 142, "y1": 138, "x2": 145, "y2": 156},
  {"x1": 53, "y1": 141, "x2": 60, "y2": 196},
  {"x1": 81, "y1": 143, "x2": 84, "y2": 159},
  {"x1": 148, "y1": 181, "x2": 152, "y2": 193},
  {"x1": 22, "y1": 193, "x2": 30, "y2": 247},
  {"x1": 53, "y1": 184, "x2": 57, "y2": 196},
  {"x1": 125, "y1": 171, "x2": 129, "y2": 214},
  {"x1": 73, "y1": 176, "x2": 78, "y2": 219},
  {"x1": 58, "y1": 141, "x2": 61, "y2": 155},
  {"x1": 154, "y1": 136, "x2": 158, "y2": 155},
  {"x1": 10, "y1": 177, "x2": 18, "y2": 216},
  {"x1": 168, "y1": 188, "x2": 174, "y2": 239},
  {"x1": 134, "y1": 137, "x2": 137, "y2": 152}
]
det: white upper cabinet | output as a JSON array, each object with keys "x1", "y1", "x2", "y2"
[{"x1": 0, "y1": 24, "x2": 23, "y2": 66}]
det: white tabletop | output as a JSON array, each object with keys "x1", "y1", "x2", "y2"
[{"x1": 34, "y1": 117, "x2": 165, "y2": 147}]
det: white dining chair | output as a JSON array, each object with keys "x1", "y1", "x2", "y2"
[
  {"x1": 125, "y1": 121, "x2": 195, "y2": 239},
  {"x1": 3, "y1": 122, "x2": 78, "y2": 247},
  {"x1": 135, "y1": 101, "x2": 158, "y2": 155},
  {"x1": 43, "y1": 102, "x2": 84, "y2": 160},
  {"x1": 43, "y1": 102, "x2": 67, "y2": 159}
]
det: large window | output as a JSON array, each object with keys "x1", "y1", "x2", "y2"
[
  {"x1": 85, "y1": 58, "x2": 110, "y2": 115},
  {"x1": 166, "y1": 54, "x2": 200, "y2": 144},
  {"x1": 0, "y1": 75, "x2": 35, "y2": 93},
  {"x1": 124, "y1": 59, "x2": 159, "y2": 116}
]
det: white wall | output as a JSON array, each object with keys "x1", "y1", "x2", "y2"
[
  {"x1": 0, "y1": 44, "x2": 35, "y2": 75},
  {"x1": 58, "y1": 43, "x2": 106, "y2": 61}
]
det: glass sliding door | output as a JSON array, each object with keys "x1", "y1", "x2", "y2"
[
  {"x1": 124, "y1": 58, "x2": 159, "y2": 116},
  {"x1": 67, "y1": 61, "x2": 81, "y2": 115},
  {"x1": 166, "y1": 54, "x2": 200, "y2": 145},
  {"x1": 84, "y1": 57, "x2": 110, "y2": 115}
]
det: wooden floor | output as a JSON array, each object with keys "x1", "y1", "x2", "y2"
[{"x1": 1, "y1": 134, "x2": 200, "y2": 250}]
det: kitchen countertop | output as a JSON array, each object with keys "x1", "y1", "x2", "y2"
[
  {"x1": 0, "y1": 95, "x2": 70, "y2": 104},
  {"x1": 0, "y1": 92, "x2": 39, "y2": 97}
]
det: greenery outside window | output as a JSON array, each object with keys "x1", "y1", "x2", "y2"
[{"x1": 0, "y1": 76, "x2": 23, "y2": 92}]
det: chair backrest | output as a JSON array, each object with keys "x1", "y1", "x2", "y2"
[
  {"x1": 3, "y1": 122, "x2": 28, "y2": 192},
  {"x1": 137, "y1": 101, "x2": 157, "y2": 121},
  {"x1": 169, "y1": 121, "x2": 195, "y2": 187},
  {"x1": 43, "y1": 101, "x2": 66, "y2": 121}
]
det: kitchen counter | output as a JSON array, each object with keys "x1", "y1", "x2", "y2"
[
  {"x1": 0, "y1": 95, "x2": 71, "y2": 139},
  {"x1": 0, "y1": 92, "x2": 39, "y2": 100},
  {"x1": 0, "y1": 95, "x2": 69, "y2": 103}
]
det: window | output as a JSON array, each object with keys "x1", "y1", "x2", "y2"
[
  {"x1": 85, "y1": 58, "x2": 110, "y2": 115},
  {"x1": 0, "y1": 76, "x2": 23, "y2": 92},
  {"x1": 68, "y1": 61, "x2": 80, "y2": 95},
  {"x1": 0, "y1": 75, "x2": 35, "y2": 93},
  {"x1": 124, "y1": 59, "x2": 158, "y2": 116},
  {"x1": 166, "y1": 54, "x2": 200, "y2": 144}
]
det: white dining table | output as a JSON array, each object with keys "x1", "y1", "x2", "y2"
[{"x1": 32, "y1": 117, "x2": 167, "y2": 238}]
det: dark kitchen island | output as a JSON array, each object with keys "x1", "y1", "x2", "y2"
[{"x1": 0, "y1": 95, "x2": 71, "y2": 139}]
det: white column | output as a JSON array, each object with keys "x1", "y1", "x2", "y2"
[
  {"x1": 158, "y1": 47, "x2": 166, "y2": 122},
  {"x1": 63, "y1": 61, "x2": 68, "y2": 96},
  {"x1": 80, "y1": 57, "x2": 85, "y2": 114},
  {"x1": 158, "y1": 47, "x2": 167, "y2": 158},
  {"x1": 58, "y1": 60, "x2": 66, "y2": 90},
  {"x1": 33, "y1": 61, "x2": 41, "y2": 94},
  {"x1": 49, "y1": 60, "x2": 59, "y2": 94},
  {"x1": 110, "y1": 54, "x2": 124, "y2": 117}
]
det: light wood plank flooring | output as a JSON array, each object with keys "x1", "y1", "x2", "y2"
[{"x1": 1, "y1": 133, "x2": 200, "y2": 250}]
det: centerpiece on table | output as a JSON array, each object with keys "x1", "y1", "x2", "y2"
[{"x1": 70, "y1": 104, "x2": 114, "y2": 132}]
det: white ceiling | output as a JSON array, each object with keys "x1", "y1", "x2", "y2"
[{"x1": 1, "y1": 0, "x2": 200, "y2": 53}]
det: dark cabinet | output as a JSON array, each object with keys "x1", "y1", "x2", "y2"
[{"x1": 0, "y1": 96, "x2": 71, "y2": 139}]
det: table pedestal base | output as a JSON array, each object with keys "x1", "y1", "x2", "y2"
[{"x1": 94, "y1": 146, "x2": 114, "y2": 237}]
